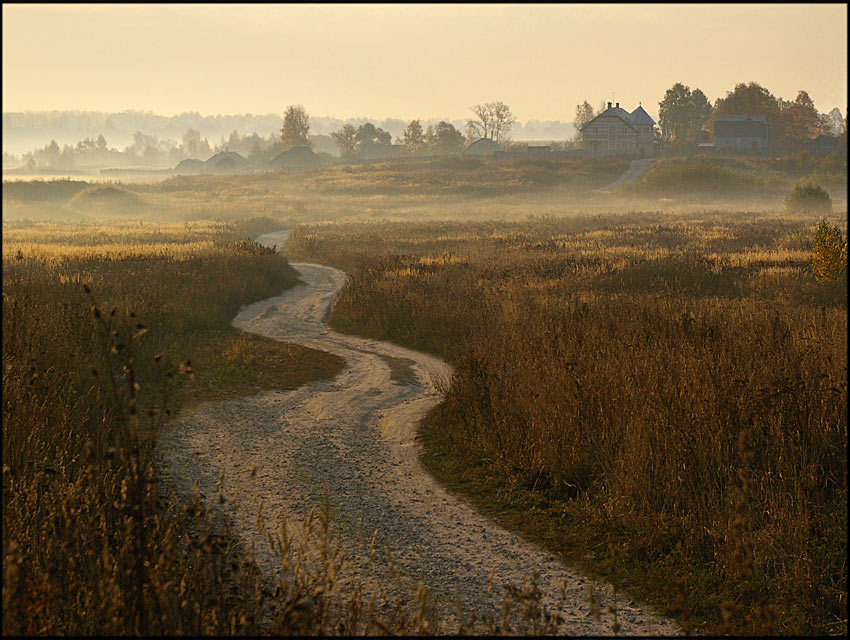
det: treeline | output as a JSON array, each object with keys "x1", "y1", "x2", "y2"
[
  {"x1": 2, "y1": 128, "x2": 340, "y2": 172},
  {"x1": 657, "y1": 82, "x2": 845, "y2": 152},
  {"x1": 575, "y1": 81, "x2": 846, "y2": 154}
]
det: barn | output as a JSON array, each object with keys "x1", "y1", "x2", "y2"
[{"x1": 713, "y1": 115, "x2": 768, "y2": 151}]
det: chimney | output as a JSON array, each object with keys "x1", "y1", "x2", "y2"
[
  {"x1": 616, "y1": 102, "x2": 620, "y2": 109},
  {"x1": 607, "y1": 101, "x2": 612, "y2": 109}
]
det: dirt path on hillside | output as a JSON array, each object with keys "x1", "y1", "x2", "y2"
[
  {"x1": 157, "y1": 229, "x2": 679, "y2": 635},
  {"x1": 597, "y1": 158, "x2": 655, "y2": 192}
]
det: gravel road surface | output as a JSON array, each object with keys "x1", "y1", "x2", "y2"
[{"x1": 157, "y1": 229, "x2": 679, "y2": 635}]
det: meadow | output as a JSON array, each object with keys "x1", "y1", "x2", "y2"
[
  {"x1": 1, "y1": 219, "x2": 352, "y2": 634},
  {"x1": 285, "y1": 211, "x2": 847, "y2": 635},
  {"x1": 2, "y1": 151, "x2": 847, "y2": 634}
]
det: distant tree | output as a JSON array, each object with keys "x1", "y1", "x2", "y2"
[
  {"x1": 783, "y1": 91, "x2": 830, "y2": 146},
  {"x1": 130, "y1": 131, "x2": 158, "y2": 156},
  {"x1": 574, "y1": 101, "x2": 596, "y2": 130},
  {"x1": 659, "y1": 83, "x2": 689, "y2": 148},
  {"x1": 401, "y1": 120, "x2": 426, "y2": 155},
  {"x1": 467, "y1": 102, "x2": 516, "y2": 144},
  {"x1": 689, "y1": 88, "x2": 713, "y2": 143},
  {"x1": 425, "y1": 121, "x2": 464, "y2": 155},
  {"x1": 712, "y1": 82, "x2": 786, "y2": 147},
  {"x1": 827, "y1": 107, "x2": 846, "y2": 136},
  {"x1": 281, "y1": 105, "x2": 312, "y2": 150},
  {"x1": 180, "y1": 128, "x2": 211, "y2": 159},
  {"x1": 355, "y1": 123, "x2": 391, "y2": 156},
  {"x1": 331, "y1": 124, "x2": 358, "y2": 160}
]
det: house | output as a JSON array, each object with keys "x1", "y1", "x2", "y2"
[
  {"x1": 713, "y1": 115, "x2": 768, "y2": 151},
  {"x1": 173, "y1": 158, "x2": 204, "y2": 174},
  {"x1": 268, "y1": 145, "x2": 321, "y2": 169},
  {"x1": 463, "y1": 138, "x2": 502, "y2": 156},
  {"x1": 804, "y1": 134, "x2": 839, "y2": 157},
  {"x1": 580, "y1": 102, "x2": 657, "y2": 156},
  {"x1": 203, "y1": 149, "x2": 249, "y2": 172}
]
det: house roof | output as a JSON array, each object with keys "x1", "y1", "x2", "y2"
[
  {"x1": 204, "y1": 150, "x2": 248, "y2": 166},
  {"x1": 463, "y1": 138, "x2": 502, "y2": 154},
  {"x1": 714, "y1": 116, "x2": 768, "y2": 139},
  {"x1": 269, "y1": 145, "x2": 320, "y2": 168},
  {"x1": 715, "y1": 115, "x2": 767, "y2": 123},
  {"x1": 580, "y1": 105, "x2": 640, "y2": 131},
  {"x1": 629, "y1": 105, "x2": 655, "y2": 125}
]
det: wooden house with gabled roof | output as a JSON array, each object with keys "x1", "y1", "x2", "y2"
[{"x1": 580, "y1": 102, "x2": 657, "y2": 156}]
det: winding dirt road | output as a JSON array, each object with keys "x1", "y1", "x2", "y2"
[{"x1": 157, "y1": 230, "x2": 679, "y2": 635}]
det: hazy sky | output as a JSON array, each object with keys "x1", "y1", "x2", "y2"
[{"x1": 3, "y1": 3, "x2": 847, "y2": 122}]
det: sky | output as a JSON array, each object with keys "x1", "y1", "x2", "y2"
[{"x1": 3, "y1": 3, "x2": 847, "y2": 123}]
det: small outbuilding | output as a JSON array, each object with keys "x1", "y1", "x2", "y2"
[
  {"x1": 203, "y1": 149, "x2": 249, "y2": 172},
  {"x1": 463, "y1": 138, "x2": 502, "y2": 156},
  {"x1": 804, "y1": 134, "x2": 839, "y2": 157},
  {"x1": 268, "y1": 145, "x2": 322, "y2": 169},
  {"x1": 173, "y1": 158, "x2": 204, "y2": 174}
]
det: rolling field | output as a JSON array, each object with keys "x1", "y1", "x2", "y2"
[
  {"x1": 286, "y1": 211, "x2": 847, "y2": 635},
  {"x1": 2, "y1": 153, "x2": 847, "y2": 634}
]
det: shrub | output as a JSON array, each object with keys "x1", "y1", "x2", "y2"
[
  {"x1": 811, "y1": 218, "x2": 847, "y2": 283},
  {"x1": 785, "y1": 183, "x2": 832, "y2": 213}
]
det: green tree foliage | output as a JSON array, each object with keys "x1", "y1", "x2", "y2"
[
  {"x1": 783, "y1": 91, "x2": 831, "y2": 147},
  {"x1": 658, "y1": 83, "x2": 713, "y2": 149},
  {"x1": 785, "y1": 183, "x2": 833, "y2": 213},
  {"x1": 424, "y1": 122, "x2": 464, "y2": 155},
  {"x1": 280, "y1": 105, "x2": 311, "y2": 151},
  {"x1": 401, "y1": 120, "x2": 426, "y2": 155},
  {"x1": 331, "y1": 124, "x2": 358, "y2": 160},
  {"x1": 354, "y1": 123, "x2": 392, "y2": 156},
  {"x1": 713, "y1": 83, "x2": 831, "y2": 151},
  {"x1": 811, "y1": 218, "x2": 847, "y2": 283}
]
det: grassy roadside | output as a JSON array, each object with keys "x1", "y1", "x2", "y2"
[
  {"x1": 288, "y1": 216, "x2": 847, "y2": 636},
  {"x1": 2, "y1": 220, "x2": 346, "y2": 635}
]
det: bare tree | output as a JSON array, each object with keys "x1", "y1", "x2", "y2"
[
  {"x1": 466, "y1": 104, "x2": 494, "y2": 141},
  {"x1": 467, "y1": 102, "x2": 516, "y2": 144},
  {"x1": 574, "y1": 101, "x2": 596, "y2": 130},
  {"x1": 489, "y1": 102, "x2": 516, "y2": 144}
]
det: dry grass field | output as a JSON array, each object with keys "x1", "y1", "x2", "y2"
[
  {"x1": 286, "y1": 211, "x2": 847, "y2": 635},
  {"x1": 2, "y1": 153, "x2": 847, "y2": 634},
  {"x1": 1, "y1": 219, "x2": 353, "y2": 635}
]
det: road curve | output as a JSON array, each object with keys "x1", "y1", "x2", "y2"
[
  {"x1": 157, "y1": 229, "x2": 679, "y2": 635},
  {"x1": 597, "y1": 157, "x2": 655, "y2": 192}
]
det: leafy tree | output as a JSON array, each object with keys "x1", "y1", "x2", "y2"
[
  {"x1": 826, "y1": 107, "x2": 846, "y2": 136},
  {"x1": 574, "y1": 101, "x2": 596, "y2": 130},
  {"x1": 425, "y1": 121, "x2": 464, "y2": 155},
  {"x1": 786, "y1": 183, "x2": 833, "y2": 213},
  {"x1": 331, "y1": 124, "x2": 358, "y2": 160},
  {"x1": 689, "y1": 88, "x2": 713, "y2": 142},
  {"x1": 467, "y1": 102, "x2": 516, "y2": 143},
  {"x1": 280, "y1": 105, "x2": 311, "y2": 151},
  {"x1": 354, "y1": 123, "x2": 391, "y2": 156},
  {"x1": 658, "y1": 83, "x2": 711, "y2": 149},
  {"x1": 401, "y1": 120, "x2": 426, "y2": 155},
  {"x1": 810, "y1": 217, "x2": 846, "y2": 283},
  {"x1": 712, "y1": 82, "x2": 785, "y2": 146},
  {"x1": 783, "y1": 91, "x2": 830, "y2": 147}
]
